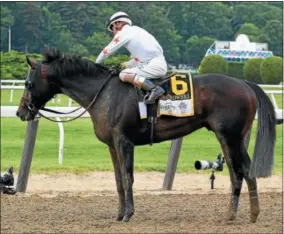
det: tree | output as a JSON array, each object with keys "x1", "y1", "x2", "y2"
[
  {"x1": 185, "y1": 36, "x2": 215, "y2": 66},
  {"x1": 243, "y1": 58, "x2": 263, "y2": 83},
  {"x1": 55, "y1": 28, "x2": 77, "y2": 53},
  {"x1": 260, "y1": 20, "x2": 283, "y2": 56},
  {"x1": 260, "y1": 56, "x2": 283, "y2": 84},
  {"x1": 6, "y1": 2, "x2": 45, "y2": 52},
  {"x1": 85, "y1": 32, "x2": 111, "y2": 56},
  {"x1": 198, "y1": 55, "x2": 228, "y2": 74},
  {"x1": 1, "y1": 1, "x2": 282, "y2": 64},
  {"x1": 40, "y1": 6, "x2": 66, "y2": 48},
  {"x1": 231, "y1": 2, "x2": 282, "y2": 29},
  {"x1": 0, "y1": 6, "x2": 14, "y2": 51},
  {"x1": 46, "y1": 2, "x2": 99, "y2": 42},
  {"x1": 180, "y1": 2, "x2": 232, "y2": 40},
  {"x1": 69, "y1": 44, "x2": 89, "y2": 56},
  {"x1": 238, "y1": 23, "x2": 261, "y2": 42}
]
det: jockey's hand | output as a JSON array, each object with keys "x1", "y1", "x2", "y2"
[{"x1": 109, "y1": 64, "x2": 122, "y2": 75}]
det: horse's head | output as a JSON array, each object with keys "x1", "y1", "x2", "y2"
[
  {"x1": 16, "y1": 55, "x2": 57, "y2": 121},
  {"x1": 17, "y1": 48, "x2": 110, "y2": 121}
]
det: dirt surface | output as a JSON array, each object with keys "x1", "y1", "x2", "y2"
[{"x1": 1, "y1": 172, "x2": 283, "y2": 233}]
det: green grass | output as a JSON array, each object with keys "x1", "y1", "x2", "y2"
[{"x1": 1, "y1": 118, "x2": 282, "y2": 175}]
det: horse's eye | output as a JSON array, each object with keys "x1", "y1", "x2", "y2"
[{"x1": 25, "y1": 81, "x2": 33, "y2": 89}]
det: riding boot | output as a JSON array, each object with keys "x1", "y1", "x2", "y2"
[{"x1": 141, "y1": 79, "x2": 165, "y2": 104}]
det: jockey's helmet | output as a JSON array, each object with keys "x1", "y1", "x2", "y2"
[{"x1": 107, "y1": 12, "x2": 132, "y2": 32}]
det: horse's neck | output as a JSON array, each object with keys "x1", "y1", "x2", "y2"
[{"x1": 59, "y1": 76, "x2": 107, "y2": 108}]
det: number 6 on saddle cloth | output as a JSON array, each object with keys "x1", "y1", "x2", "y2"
[{"x1": 136, "y1": 72, "x2": 194, "y2": 145}]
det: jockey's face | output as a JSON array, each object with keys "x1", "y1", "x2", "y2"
[{"x1": 112, "y1": 21, "x2": 125, "y2": 35}]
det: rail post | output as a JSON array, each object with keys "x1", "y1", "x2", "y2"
[{"x1": 16, "y1": 120, "x2": 39, "y2": 192}]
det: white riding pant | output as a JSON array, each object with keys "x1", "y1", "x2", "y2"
[{"x1": 119, "y1": 56, "x2": 167, "y2": 85}]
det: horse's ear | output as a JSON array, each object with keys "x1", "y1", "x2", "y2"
[{"x1": 26, "y1": 56, "x2": 36, "y2": 69}]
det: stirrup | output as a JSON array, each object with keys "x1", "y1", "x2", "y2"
[{"x1": 143, "y1": 86, "x2": 165, "y2": 104}]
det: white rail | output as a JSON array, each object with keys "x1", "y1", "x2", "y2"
[
  {"x1": 2, "y1": 81, "x2": 281, "y2": 107},
  {"x1": 1, "y1": 84, "x2": 73, "y2": 106},
  {"x1": 1, "y1": 80, "x2": 25, "y2": 84},
  {"x1": 1, "y1": 85, "x2": 25, "y2": 89}
]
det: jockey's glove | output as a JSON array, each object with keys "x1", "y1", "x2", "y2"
[{"x1": 109, "y1": 64, "x2": 122, "y2": 75}]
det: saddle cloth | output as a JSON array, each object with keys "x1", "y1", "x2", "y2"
[{"x1": 138, "y1": 72, "x2": 194, "y2": 119}]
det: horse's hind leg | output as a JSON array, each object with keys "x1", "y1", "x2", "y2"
[
  {"x1": 244, "y1": 175, "x2": 259, "y2": 223},
  {"x1": 216, "y1": 134, "x2": 245, "y2": 221},
  {"x1": 240, "y1": 146, "x2": 260, "y2": 223},
  {"x1": 109, "y1": 146, "x2": 125, "y2": 221}
]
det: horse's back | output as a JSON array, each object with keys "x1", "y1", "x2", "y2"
[
  {"x1": 192, "y1": 73, "x2": 256, "y2": 100},
  {"x1": 193, "y1": 73, "x2": 246, "y2": 86}
]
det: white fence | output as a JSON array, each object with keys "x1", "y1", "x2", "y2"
[
  {"x1": 2, "y1": 80, "x2": 282, "y2": 108},
  {"x1": 1, "y1": 80, "x2": 73, "y2": 106}
]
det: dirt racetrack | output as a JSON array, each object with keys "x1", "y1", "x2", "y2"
[{"x1": 1, "y1": 172, "x2": 283, "y2": 233}]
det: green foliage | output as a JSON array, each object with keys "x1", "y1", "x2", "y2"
[
  {"x1": 260, "y1": 20, "x2": 283, "y2": 56},
  {"x1": 103, "y1": 55, "x2": 130, "y2": 66},
  {"x1": 0, "y1": 6, "x2": 14, "y2": 29},
  {"x1": 198, "y1": 55, "x2": 228, "y2": 74},
  {"x1": 0, "y1": 50, "x2": 129, "y2": 80},
  {"x1": 238, "y1": 23, "x2": 261, "y2": 42},
  {"x1": 85, "y1": 32, "x2": 111, "y2": 56},
  {"x1": 243, "y1": 58, "x2": 263, "y2": 83},
  {"x1": 0, "y1": 50, "x2": 41, "y2": 80},
  {"x1": 69, "y1": 44, "x2": 89, "y2": 57},
  {"x1": 180, "y1": 2, "x2": 232, "y2": 40},
  {"x1": 88, "y1": 54, "x2": 129, "y2": 67},
  {"x1": 232, "y1": 2, "x2": 282, "y2": 29},
  {"x1": 185, "y1": 35, "x2": 215, "y2": 66},
  {"x1": 0, "y1": 2, "x2": 283, "y2": 64},
  {"x1": 55, "y1": 28, "x2": 77, "y2": 53},
  {"x1": 260, "y1": 56, "x2": 283, "y2": 84},
  {"x1": 227, "y1": 62, "x2": 245, "y2": 79}
]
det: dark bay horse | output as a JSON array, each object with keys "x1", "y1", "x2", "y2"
[{"x1": 16, "y1": 48, "x2": 276, "y2": 223}]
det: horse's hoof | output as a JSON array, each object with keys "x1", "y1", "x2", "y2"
[
  {"x1": 227, "y1": 211, "x2": 237, "y2": 221},
  {"x1": 122, "y1": 212, "x2": 134, "y2": 222},
  {"x1": 250, "y1": 215, "x2": 258, "y2": 223},
  {"x1": 115, "y1": 215, "x2": 124, "y2": 221}
]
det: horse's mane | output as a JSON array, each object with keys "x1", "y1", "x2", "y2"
[{"x1": 42, "y1": 48, "x2": 109, "y2": 78}]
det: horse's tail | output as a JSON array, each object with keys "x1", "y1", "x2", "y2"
[{"x1": 245, "y1": 81, "x2": 276, "y2": 178}]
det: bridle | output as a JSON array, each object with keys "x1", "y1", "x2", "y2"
[{"x1": 26, "y1": 62, "x2": 113, "y2": 123}]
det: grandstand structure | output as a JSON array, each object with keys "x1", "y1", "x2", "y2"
[{"x1": 205, "y1": 34, "x2": 274, "y2": 62}]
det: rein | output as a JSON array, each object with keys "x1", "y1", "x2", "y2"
[{"x1": 29, "y1": 73, "x2": 114, "y2": 123}]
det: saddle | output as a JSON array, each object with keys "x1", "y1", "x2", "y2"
[
  {"x1": 110, "y1": 65, "x2": 193, "y2": 145},
  {"x1": 135, "y1": 72, "x2": 177, "y2": 145},
  {"x1": 150, "y1": 72, "x2": 176, "y2": 86}
]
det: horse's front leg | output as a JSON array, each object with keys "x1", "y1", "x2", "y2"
[
  {"x1": 108, "y1": 146, "x2": 125, "y2": 221},
  {"x1": 115, "y1": 135, "x2": 135, "y2": 222}
]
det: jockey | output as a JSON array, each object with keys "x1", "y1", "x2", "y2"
[{"x1": 96, "y1": 12, "x2": 167, "y2": 104}]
